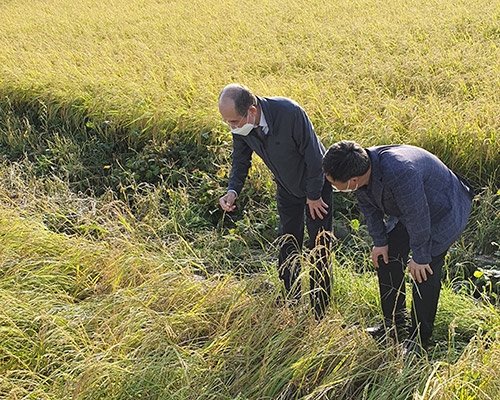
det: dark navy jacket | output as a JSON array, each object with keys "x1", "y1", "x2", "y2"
[
  {"x1": 228, "y1": 96, "x2": 326, "y2": 200},
  {"x1": 355, "y1": 145, "x2": 473, "y2": 264}
]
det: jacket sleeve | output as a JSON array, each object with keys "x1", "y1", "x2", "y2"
[
  {"x1": 227, "y1": 135, "x2": 253, "y2": 195},
  {"x1": 292, "y1": 106, "x2": 325, "y2": 200},
  {"x1": 356, "y1": 192, "x2": 388, "y2": 247}
]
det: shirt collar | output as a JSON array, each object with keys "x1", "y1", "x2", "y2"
[{"x1": 259, "y1": 111, "x2": 269, "y2": 134}]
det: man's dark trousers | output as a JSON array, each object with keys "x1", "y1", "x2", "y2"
[
  {"x1": 378, "y1": 222, "x2": 447, "y2": 343},
  {"x1": 276, "y1": 180, "x2": 333, "y2": 318}
]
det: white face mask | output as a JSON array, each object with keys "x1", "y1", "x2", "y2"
[
  {"x1": 231, "y1": 115, "x2": 256, "y2": 136},
  {"x1": 333, "y1": 179, "x2": 359, "y2": 193}
]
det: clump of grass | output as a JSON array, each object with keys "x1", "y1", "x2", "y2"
[
  {"x1": 415, "y1": 329, "x2": 500, "y2": 399},
  {"x1": 464, "y1": 186, "x2": 500, "y2": 256}
]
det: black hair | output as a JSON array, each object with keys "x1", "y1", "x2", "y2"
[{"x1": 322, "y1": 140, "x2": 370, "y2": 182}]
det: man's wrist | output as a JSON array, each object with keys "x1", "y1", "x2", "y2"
[{"x1": 227, "y1": 189, "x2": 238, "y2": 198}]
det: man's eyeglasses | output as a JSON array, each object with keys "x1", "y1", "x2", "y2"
[
  {"x1": 221, "y1": 104, "x2": 256, "y2": 129},
  {"x1": 222, "y1": 114, "x2": 247, "y2": 129}
]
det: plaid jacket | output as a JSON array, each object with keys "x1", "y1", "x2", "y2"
[{"x1": 355, "y1": 145, "x2": 473, "y2": 264}]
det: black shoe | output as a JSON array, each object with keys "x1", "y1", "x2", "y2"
[
  {"x1": 366, "y1": 324, "x2": 392, "y2": 340},
  {"x1": 366, "y1": 322, "x2": 408, "y2": 343},
  {"x1": 402, "y1": 338, "x2": 428, "y2": 361}
]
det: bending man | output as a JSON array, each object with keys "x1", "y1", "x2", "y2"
[
  {"x1": 218, "y1": 84, "x2": 333, "y2": 318},
  {"x1": 322, "y1": 140, "x2": 473, "y2": 354}
]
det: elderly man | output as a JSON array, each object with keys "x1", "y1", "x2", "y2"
[
  {"x1": 218, "y1": 84, "x2": 333, "y2": 318},
  {"x1": 322, "y1": 140, "x2": 473, "y2": 355}
]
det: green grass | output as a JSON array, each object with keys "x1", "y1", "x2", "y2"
[{"x1": 1, "y1": 0, "x2": 500, "y2": 398}]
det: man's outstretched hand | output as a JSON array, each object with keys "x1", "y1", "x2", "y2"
[{"x1": 219, "y1": 191, "x2": 237, "y2": 212}]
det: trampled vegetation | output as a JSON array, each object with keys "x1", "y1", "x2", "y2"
[{"x1": 0, "y1": 0, "x2": 500, "y2": 398}]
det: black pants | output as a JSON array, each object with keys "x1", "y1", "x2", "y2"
[
  {"x1": 276, "y1": 180, "x2": 333, "y2": 318},
  {"x1": 378, "y1": 222, "x2": 447, "y2": 343}
]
